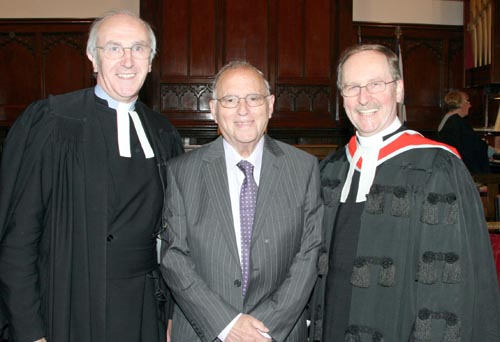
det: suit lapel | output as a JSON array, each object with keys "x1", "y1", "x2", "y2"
[
  {"x1": 202, "y1": 137, "x2": 240, "y2": 263},
  {"x1": 252, "y1": 136, "x2": 284, "y2": 238}
]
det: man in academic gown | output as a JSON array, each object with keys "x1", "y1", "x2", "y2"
[
  {"x1": 308, "y1": 44, "x2": 500, "y2": 341},
  {"x1": 0, "y1": 10, "x2": 183, "y2": 342}
]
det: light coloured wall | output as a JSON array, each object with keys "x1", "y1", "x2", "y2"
[
  {"x1": 0, "y1": 0, "x2": 463, "y2": 25},
  {"x1": 0, "y1": 0, "x2": 139, "y2": 18},
  {"x1": 354, "y1": 0, "x2": 463, "y2": 25}
]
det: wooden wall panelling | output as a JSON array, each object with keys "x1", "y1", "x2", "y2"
[
  {"x1": 0, "y1": 31, "x2": 39, "y2": 125},
  {"x1": 160, "y1": 0, "x2": 217, "y2": 78},
  {"x1": 150, "y1": 0, "x2": 218, "y2": 143},
  {"x1": 224, "y1": 1, "x2": 269, "y2": 74},
  {"x1": 404, "y1": 38, "x2": 447, "y2": 130},
  {"x1": 142, "y1": 1, "x2": 467, "y2": 145},
  {"x1": 272, "y1": 0, "x2": 335, "y2": 130},
  {"x1": 43, "y1": 32, "x2": 93, "y2": 97},
  {"x1": 0, "y1": 20, "x2": 93, "y2": 127},
  {"x1": 276, "y1": 0, "x2": 331, "y2": 79},
  {"x1": 142, "y1": 0, "x2": 354, "y2": 146},
  {"x1": 449, "y1": 37, "x2": 466, "y2": 93},
  {"x1": 0, "y1": 3, "x2": 468, "y2": 153}
]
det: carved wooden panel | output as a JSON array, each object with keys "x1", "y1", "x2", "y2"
[
  {"x1": 0, "y1": 32, "x2": 39, "y2": 123},
  {"x1": 0, "y1": 8, "x2": 468, "y2": 149},
  {"x1": 141, "y1": 1, "x2": 467, "y2": 143},
  {"x1": 143, "y1": 0, "x2": 347, "y2": 145},
  {"x1": 276, "y1": 0, "x2": 331, "y2": 79},
  {"x1": 160, "y1": 0, "x2": 217, "y2": 78},
  {"x1": 272, "y1": 84, "x2": 334, "y2": 129},
  {"x1": 0, "y1": 20, "x2": 93, "y2": 126},
  {"x1": 160, "y1": 83, "x2": 213, "y2": 121},
  {"x1": 224, "y1": 1, "x2": 269, "y2": 74},
  {"x1": 405, "y1": 39, "x2": 443, "y2": 107},
  {"x1": 43, "y1": 32, "x2": 91, "y2": 97},
  {"x1": 448, "y1": 37, "x2": 465, "y2": 90},
  {"x1": 275, "y1": 85, "x2": 331, "y2": 113}
]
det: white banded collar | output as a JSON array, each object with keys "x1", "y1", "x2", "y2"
[
  {"x1": 94, "y1": 86, "x2": 154, "y2": 159},
  {"x1": 341, "y1": 134, "x2": 384, "y2": 203},
  {"x1": 340, "y1": 119, "x2": 402, "y2": 203},
  {"x1": 116, "y1": 102, "x2": 155, "y2": 159}
]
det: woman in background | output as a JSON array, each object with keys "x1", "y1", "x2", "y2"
[{"x1": 438, "y1": 90, "x2": 496, "y2": 174}]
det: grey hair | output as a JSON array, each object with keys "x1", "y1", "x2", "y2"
[
  {"x1": 86, "y1": 9, "x2": 157, "y2": 63},
  {"x1": 337, "y1": 44, "x2": 401, "y2": 89},
  {"x1": 212, "y1": 60, "x2": 271, "y2": 100}
]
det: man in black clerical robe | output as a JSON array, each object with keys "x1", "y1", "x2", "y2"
[{"x1": 0, "y1": 10, "x2": 183, "y2": 342}]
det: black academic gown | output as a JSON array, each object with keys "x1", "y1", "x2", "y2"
[
  {"x1": 309, "y1": 131, "x2": 500, "y2": 341},
  {"x1": 0, "y1": 88, "x2": 183, "y2": 342}
]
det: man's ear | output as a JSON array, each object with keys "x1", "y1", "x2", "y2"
[
  {"x1": 209, "y1": 99, "x2": 218, "y2": 123},
  {"x1": 267, "y1": 94, "x2": 275, "y2": 118},
  {"x1": 87, "y1": 52, "x2": 99, "y2": 73},
  {"x1": 396, "y1": 79, "x2": 404, "y2": 103}
]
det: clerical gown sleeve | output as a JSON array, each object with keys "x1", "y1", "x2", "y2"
[
  {"x1": 441, "y1": 155, "x2": 500, "y2": 339},
  {"x1": 0, "y1": 99, "x2": 54, "y2": 341}
]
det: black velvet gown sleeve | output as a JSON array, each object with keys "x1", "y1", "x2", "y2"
[{"x1": 0, "y1": 99, "x2": 59, "y2": 341}]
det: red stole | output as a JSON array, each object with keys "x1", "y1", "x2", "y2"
[{"x1": 346, "y1": 130, "x2": 460, "y2": 170}]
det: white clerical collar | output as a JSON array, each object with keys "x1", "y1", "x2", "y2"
[
  {"x1": 437, "y1": 112, "x2": 457, "y2": 132},
  {"x1": 341, "y1": 118, "x2": 402, "y2": 203},
  {"x1": 94, "y1": 86, "x2": 154, "y2": 159},
  {"x1": 357, "y1": 117, "x2": 402, "y2": 146},
  {"x1": 94, "y1": 85, "x2": 134, "y2": 110}
]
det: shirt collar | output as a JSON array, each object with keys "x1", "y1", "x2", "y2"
[
  {"x1": 223, "y1": 136, "x2": 264, "y2": 168},
  {"x1": 356, "y1": 117, "x2": 402, "y2": 147},
  {"x1": 94, "y1": 85, "x2": 137, "y2": 111},
  {"x1": 223, "y1": 137, "x2": 264, "y2": 185}
]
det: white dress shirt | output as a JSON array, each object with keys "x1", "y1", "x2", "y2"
[{"x1": 218, "y1": 137, "x2": 271, "y2": 340}]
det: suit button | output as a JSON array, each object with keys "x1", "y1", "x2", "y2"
[
  {"x1": 234, "y1": 279, "x2": 241, "y2": 287},
  {"x1": 106, "y1": 235, "x2": 114, "y2": 242}
]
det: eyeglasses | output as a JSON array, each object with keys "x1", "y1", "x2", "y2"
[
  {"x1": 96, "y1": 43, "x2": 152, "y2": 60},
  {"x1": 341, "y1": 80, "x2": 397, "y2": 97},
  {"x1": 215, "y1": 94, "x2": 269, "y2": 108}
]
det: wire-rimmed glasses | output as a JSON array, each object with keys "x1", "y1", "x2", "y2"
[
  {"x1": 96, "y1": 43, "x2": 152, "y2": 59},
  {"x1": 215, "y1": 94, "x2": 269, "y2": 108},
  {"x1": 341, "y1": 80, "x2": 397, "y2": 97}
]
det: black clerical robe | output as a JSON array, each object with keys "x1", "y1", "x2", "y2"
[{"x1": 0, "y1": 88, "x2": 183, "y2": 342}]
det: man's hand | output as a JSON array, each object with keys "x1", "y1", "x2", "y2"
[
  {"x1": 226, "y1": 314, "x2": 271, "y2": 342},
  {"x1": 167, "y1": 319, "x2": 172, "y2": 342},
  {"x1": 34, "y1": 339, "x2": 47, "y2": 342}
]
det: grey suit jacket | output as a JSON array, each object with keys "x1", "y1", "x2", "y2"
[{"x1": 160, "y1": 135, "x2": 323, "y2": 342}]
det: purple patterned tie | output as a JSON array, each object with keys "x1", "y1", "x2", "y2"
[{"x1": 237, "y1": 160, "x2": 258, "y2": 296}]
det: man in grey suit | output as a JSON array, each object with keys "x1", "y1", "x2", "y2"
[{"x1": 160, "y1": 61, "x2": 323, "y2": 342}]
